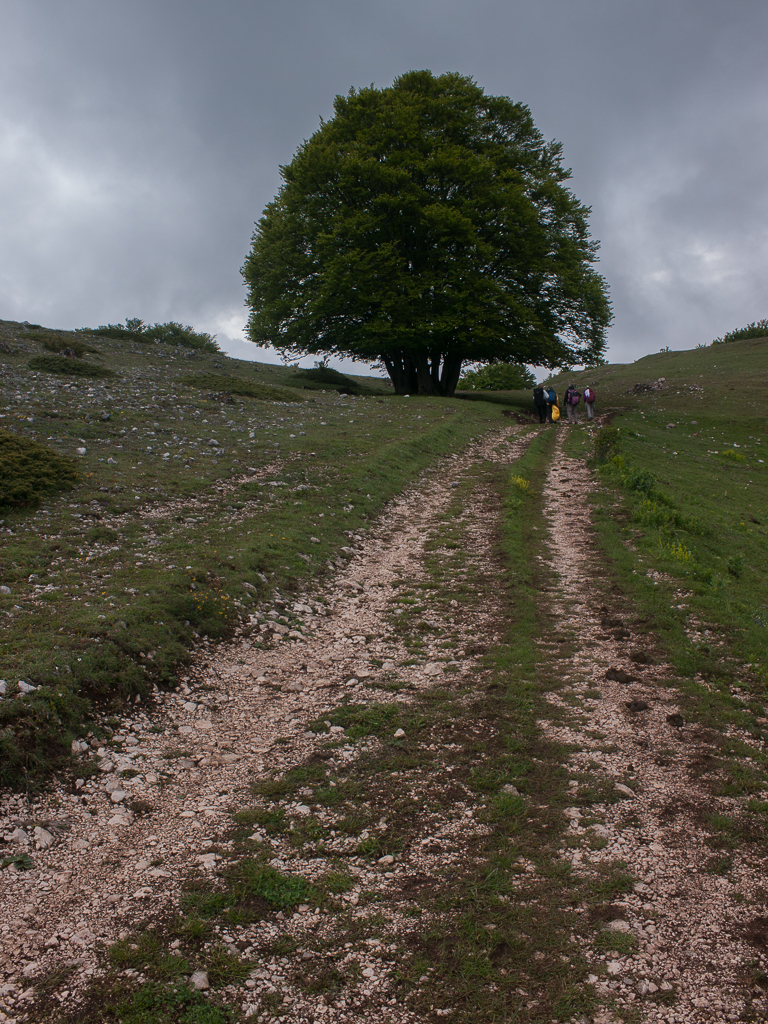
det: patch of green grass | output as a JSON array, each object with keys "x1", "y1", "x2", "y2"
[
  {"x1": 182, "y1": 372, "x2": 303, "y2": 403},
  {"x1": 1, "y1": 852, "x2": 34, "y2": 871},
  {"x1": 593, "y1": 929, "x2": 639, "y2": 954},
  {"x1": 29, "y1": 354, "x2": 114, "y2": 378},
  {"x1": 106, "y1": 980, "x2": 234, "y2": 1024},
  {"x1": 109, "y1": 931, "x2": 189, "y2": 980},
  {"x1": 307, "y1": 702, "x2": 404, "y2": 740}
]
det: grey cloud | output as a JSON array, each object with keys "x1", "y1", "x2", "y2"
[{"x1": 1, "y1": 0, "x2": 767, "y2": 369}]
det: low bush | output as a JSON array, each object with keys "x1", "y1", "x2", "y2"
[
  {"x1": 291, "y1": 365, "x2": 373, "y2": 395},
  {"x1": 182, "y1": 373, "x2": 302, "y2": 404},
  {"x1": 712, "y1": 319, "x2": 768, "y2": 345},
  {"x1": 456, "y1": 362, "x2": 535, "y2": 391},
  {"x1": 26, "y1": 331, "x2": 92, "y2": 357},
  {"x1": 89, "y1": 318, "x2": 220, "y2": 353},
  {"x1": 0, "y1": 430, "x2": 78, "y2": 508}
]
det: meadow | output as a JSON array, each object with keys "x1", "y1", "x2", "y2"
[{"x1": 0, "y1": 319, "x2": 518, "y2": 788}]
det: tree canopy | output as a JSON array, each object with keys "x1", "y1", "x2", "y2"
[{"x1": 242, "y1": 71, "x2": 611, "y2": 395}]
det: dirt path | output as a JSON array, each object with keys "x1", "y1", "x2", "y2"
[
  {"x1": 539, "y1": 431, "x2": 768, "y2": 1023},
  {"x1": 0, "y1": 426, "x2": 532, "y2": 1023},
  {"x1": 2, "y1": 424, "x2": 766, "y2": 1023}
]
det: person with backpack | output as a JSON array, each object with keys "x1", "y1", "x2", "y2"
[
  {"x1": 533, "y1": 386, "x2": 547, "y2": 423},
  {"x1": 564, "y1": 384, "x2": 581, "y2": 424},
  {"x1": 545, "y1": 386, "x2": 559, "y2": 422},
  {"x1": 583, "y1": 384, "x2": 596, "y2": 421}
]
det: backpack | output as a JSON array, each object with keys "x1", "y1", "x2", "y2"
[
  {"x1": 533, "y1": 387, "x2": 544, "y2": 403},
  {"x1": 584, "y1": 387, "x2": 595, "y2": 403},
  {"x1": 547, "y1": 388, "x2": 556, "y2": 403},
  {"x1": 570, "y1": 391, "x2": 581, "y2": 406}
]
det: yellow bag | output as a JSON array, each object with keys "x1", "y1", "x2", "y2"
[{"x1": 551, "y1": 404, "x2": 560, "y2": 421}]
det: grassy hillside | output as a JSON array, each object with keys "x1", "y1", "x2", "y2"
[
  {"x1": 557, "y1": 336, "x2": 768, "y2": 726},
  {"x1": 0, "y1": 320, "x2": 511, "y2": 788}
]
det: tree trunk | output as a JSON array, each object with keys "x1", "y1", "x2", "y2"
[
  {"x1": 383, "y1": 350, "x2": 464, "y2": 396},
  {"x1": 382, "y1": 352, "x2": 419, "y2": 394}
]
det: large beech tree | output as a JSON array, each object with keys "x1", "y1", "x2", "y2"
[{"x1": 242, "y1": 71, "x2": 611, "y2": 395}]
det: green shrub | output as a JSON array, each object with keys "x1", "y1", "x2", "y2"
[
  {"x1": 592, "y1": 425, "x2": 621, "y2": 464},
  {"x1": 712, "y1": 319, "x2": 768, "y2": 345},
  {"x1": 456, "y1": 362, "x2": 535, "y2": 391},
  {"x1": 0, "y1": 430, "x2": 78, "y2": 508},
  {"x1": 291, "y1": 365, "x2": 372, "y2": 395},
  {"x1": 89, "y1": 318, "x2": 220, "y2": 353},
  {"x1": 28, "y1": 355, "x2": 114, "y2": 378},
  {"x1": 26, "y1": 331, "x2": 91, "y2": 357}
]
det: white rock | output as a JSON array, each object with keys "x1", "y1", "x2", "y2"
[
  {"x1": 377, "y1": 855, "x2": 395, "y2": 866},
  {"x1": 383, "y1": 660, "x2": 396, "y2": 671},
  {"x1": 607, "y1": 961, "x2": 622, "y2": 976},
  {"x1": 423, "y1": 662, "x2": 444, "y2": 676},
  {"x1": 190, "y1": 971, "x2": 209, "y2": 991},
  {"x1": 614, "y1": 783, "x2": 635, "y2": 797},
  {"x1": 564, "y1": 807, "x2": 582, "y2": 820},
  {"x1": 76, "y1": 447, "x2": 87, "y2": 455},
  {"x1": 394, "y1": 728, "x2": 405, "y2": 738},
  {"x1": 33, "y1": 826, "x2": 54, "y2": 849},
  {"x1": 110, "y1": 790, "x2": 127, "y2": 803},
  {"x1": 501, "y1": 784, "x2": 520, "y2": 796},
  {"x1": 608, "y1": 919, "x2": 630, "y2": 932}
]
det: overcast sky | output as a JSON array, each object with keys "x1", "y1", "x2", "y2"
[{"x1": 2, "y1": 0, "x2": 767, "y2": 373}]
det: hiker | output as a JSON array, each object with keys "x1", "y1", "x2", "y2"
[
  {"x1": 583, "y1": 384, "x2": 596, "y2": 421},
  {"x1": 564, "y1": 384, "x2": 581, "y2": 424},
  {"x1": 533, "y1": 386, "x2": 547, "y2": 423},
  {"x1": 545, "y1": 386, "x2": 558, "y2": 422}
]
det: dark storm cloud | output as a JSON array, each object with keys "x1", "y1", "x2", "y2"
[{"x1": 1, "y1": 0, "x2": 767, "y2": 367}]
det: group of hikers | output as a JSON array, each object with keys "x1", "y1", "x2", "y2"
[{"x1": 532, "y1": 384, "x2": 596, "y2": 424}]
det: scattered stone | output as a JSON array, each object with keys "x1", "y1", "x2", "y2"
[
  {"x1": 33, "y1": 827, "x2": 54, "y2": 849},
  {"x1": 605, "y1": 667, "x2": 634, "y2": 684},
  {"x1": 501, "y1": 784, "x2": 520, "y2": 796},
  {"x1": 190, "y1": 971, "x2": 209, "y2": 991},
  {"x1": 629, "y1": 650, "x2": 654, "y2": 665},
  {"x1": 625, "y1": 700, "x2": 650, "y2": 712},
  {"x1": 614, "y1": 783, "x2": 635, "y2": 798}
]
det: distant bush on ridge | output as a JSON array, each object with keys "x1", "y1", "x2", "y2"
[
  {"x1": 712, "y1": 319, "x2": 768, "y2": 345},
  {"x1": 456, "y1": 363, "x2": 536, "y2": 391},
  {"x1": 88, "y1": 318, "x2": 220, "y2": 353}
]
